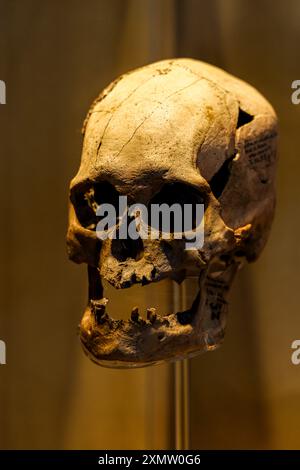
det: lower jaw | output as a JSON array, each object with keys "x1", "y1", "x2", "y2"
[
  {"x1": 79, "y1": 279, "x2": 225, "y2": 368},
  {"x1": 80, "y1": 339, "x2": 222, "y2": 369}
]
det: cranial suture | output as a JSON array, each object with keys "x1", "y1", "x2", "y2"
[{"x1": 67, "y1": 58, "x2": 277, "y2": 368}]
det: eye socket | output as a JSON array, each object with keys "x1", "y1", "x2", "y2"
[
  {"x1": 148, "y1": 182, "x2": 206, "y2": 233},
  {"x1": 71, "y1": 181, "x2": 120, "y2": 230},
  {"x1": 209, "y1": 153, "x2": 236, "y2": 200},
  {"x1": 72, "y1": 181, "x2": 206, "y2": 233}
]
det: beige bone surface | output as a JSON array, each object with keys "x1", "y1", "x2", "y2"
[{"x1": 67, "y1": 58, "x2": 277, "y2": 368}]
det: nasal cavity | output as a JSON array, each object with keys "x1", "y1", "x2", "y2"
[{"x1": 111, "y1": 237, "x2": 144, "y2": 262}]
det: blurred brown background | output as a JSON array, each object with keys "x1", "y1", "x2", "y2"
[{"x1": 0, "y1": 0, "x2": 299, "y2": 449}]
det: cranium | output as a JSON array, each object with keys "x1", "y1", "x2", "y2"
[{"x1": 67, "y1": 58, "x2": 277, "y2": 368}]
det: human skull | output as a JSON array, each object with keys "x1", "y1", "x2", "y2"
[{"x1": 67, "y1": 58, "x2": 277, "y2": 368}]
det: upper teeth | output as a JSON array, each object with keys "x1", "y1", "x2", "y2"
[
  {"x1": 147, "y1": 308, "x2": 157, "y2": 323},
  {"x1": 131, "y1": 306, "x2": 140, "y2": 322}
]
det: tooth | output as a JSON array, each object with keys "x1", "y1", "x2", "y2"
[
  {"x1": 151, "y1": 267, "x2": 157, "y2": 279},
  {"x1": 98, "y1": 313, "x2": 109, "y2": 325},
  {"x1": 147, "y1": 308, "x2": 157, "y2": 324},
  {"x1": 91, "y1": 302, "x2": 106, "y2": 323},
  {"x1": 131, "y1": 306, "x2": 140, "y2": 322},
  {"x1": 141, "y1": 276, "x2": 150, "y2": 286},
  {"x1": 91, "y1": 298, "x2": 108, "y2": 309},
  {"x1": 96, "y1": 304, "x2": 106, "y2": 315}
]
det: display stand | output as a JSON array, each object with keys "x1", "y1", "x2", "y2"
[
  {"x1": 174, "y1": 359, "x2": 190, "y2": 450},
  {"x1": 173, "y1": 280, "x2": 196, "y2": 450}
]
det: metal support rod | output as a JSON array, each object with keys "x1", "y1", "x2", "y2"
[
  {"x1": 174, "y1": 359, "x2": 190, "y2": 450},
  {"x1": 173, "y1": 280, "x2": 194, "y2": 450}
]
